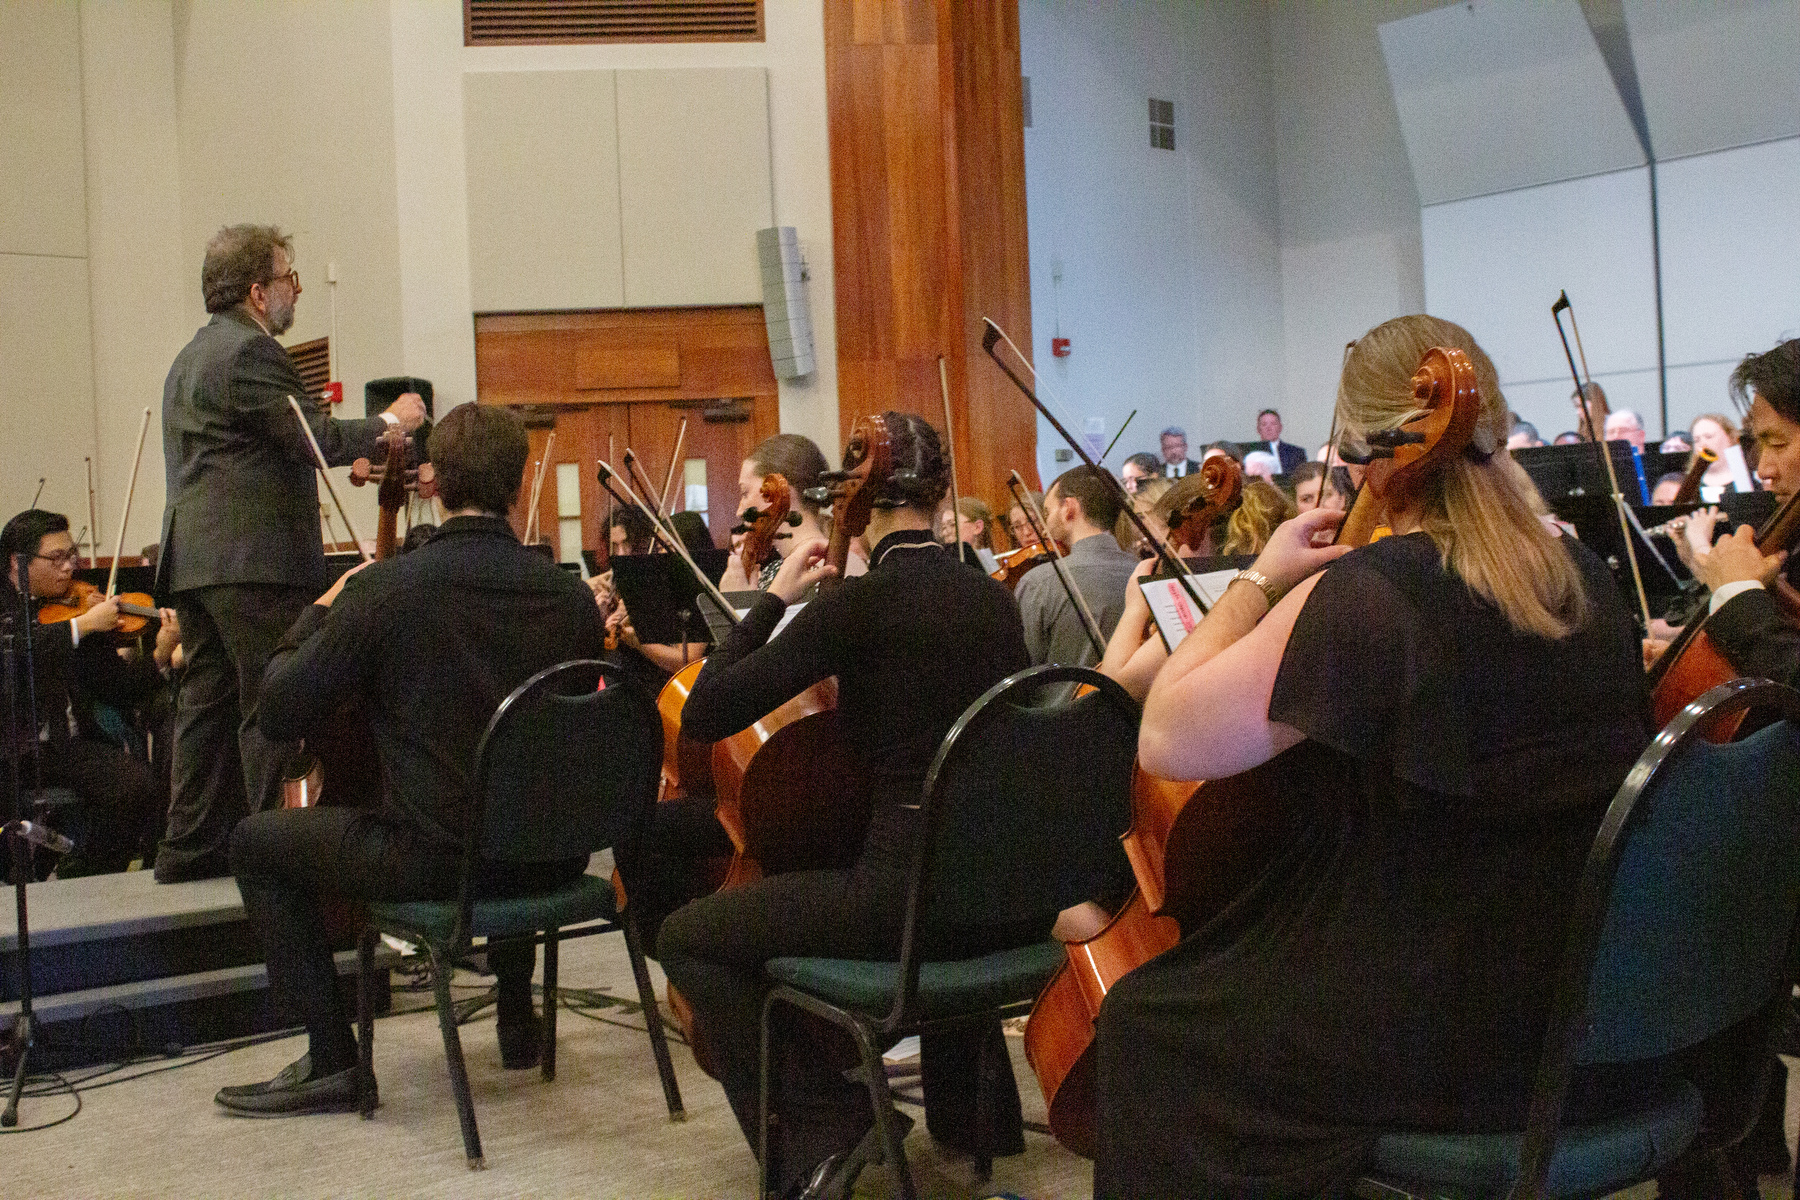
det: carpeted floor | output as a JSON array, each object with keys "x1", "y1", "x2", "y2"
[
  {"x1": 7, "y1": 927, "x2": 1798, "y2": 1199},
  {"x1": 4, "y1": 929, "x2": 1094, "y2": 1199}
]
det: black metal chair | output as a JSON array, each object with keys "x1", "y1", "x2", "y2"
[
  {"x1": 758, "y1": 664, "x2": 1140, "y2": 1200},
  {"x1": 353, "y1": 659, "x2": 684, "y2": 1168},
  {"x1": 1357, "y1": 677, "x2": 1800, "y2": 1199}
]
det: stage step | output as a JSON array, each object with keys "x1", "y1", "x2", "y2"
[{"x1": 0, "y1": 868, "x2": 393, "y2": 1067}]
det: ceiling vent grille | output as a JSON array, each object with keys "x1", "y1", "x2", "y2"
[
  {"x1": 286, "y1": 337, "x2": 331, "y2": 398},
  {"x1": 1149, "y1": 98, "x2": 1175, "y2": 150},
  {"x1": 465, "y1": 0, "x2": 764, "y2": 46}
]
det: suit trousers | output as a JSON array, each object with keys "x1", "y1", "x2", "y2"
[
  {"x1": 156, "y1": 583, "x2": 310, "y2": 880},
  {"x1": 230, "y1": 806, "x2": 582, "y2": 1076}
]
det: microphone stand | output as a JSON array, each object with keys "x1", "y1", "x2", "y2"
[{"x1": 4, "y1": 555, "x2": 63, "y2": 1126}]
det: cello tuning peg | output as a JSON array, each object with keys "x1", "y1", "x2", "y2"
[
  {"x1": 784, "y1": 512, "x2": 803, "y2": 527},
  {"x1": 1367, "y1": 429, "x2": 1427, "y2": 449}
]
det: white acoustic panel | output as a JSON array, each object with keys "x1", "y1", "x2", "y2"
[
  {"x1": 1658, "y1": 137, "x2": 1800, "y2": 370},
  {"x1": 1379, "y1": 0, "x2": 1645, "y2": 205},
  {"x1": 1423, "y1": 167, "x2": 1657, "y2": 394},
  {"x1": 464, "y1": 69, "x2": 623, "y2": 312},
  {"x1": 616, "y1": 68, "x2": 772, "y2": 308},
  {"x1": 0, "y1": 0, "x2": 87, "y2": 257},
  {"x1": 1623, "y1": 0, "x2": 1800, "y2": 161},
  {"x1": 0, "y1": 254, "x2": 97, "y2": 526}
]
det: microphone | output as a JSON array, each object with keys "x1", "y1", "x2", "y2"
[{"x1": 5, "y1": 819, "x2": 74, "y2": 855}]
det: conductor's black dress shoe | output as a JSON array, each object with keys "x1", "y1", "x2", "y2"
[{"x1": 214, "y1": 1053, "x2": 369, "y2": 1117}]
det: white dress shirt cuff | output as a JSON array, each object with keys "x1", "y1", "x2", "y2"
[
  {"x1": 1709, "y1": 579, "x2": 1765, "y2": 615},
  {"x1": 378, "y1": 410, "x2": 400, "y2": 428}
]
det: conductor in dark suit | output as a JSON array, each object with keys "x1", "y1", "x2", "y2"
[
  {"x1": 1255, "y1": 408, "x2": 1308, "y2": 475},
  {"x1": 152, "y1": 224, "x2": 425, "y2": 883}
]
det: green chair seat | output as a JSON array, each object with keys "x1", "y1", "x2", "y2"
[
  {"x1": 368, "y1": 873, "x2": 619, "y2": 944},
  {"x1": 1368, "y1": 1080, "x2": 1701, "y2": 1198},
  {"x1": 767, "y1": 940, "x2": 1065, "y2": 1022}
]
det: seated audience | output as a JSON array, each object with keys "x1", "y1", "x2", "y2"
[
  {"x1": 1241, "y1": 450, "x2": 1280, "y2": 482},
  {"x1": 1253, "y1": 409, "x2": 1308, "y2": 473},
  {"x1": 1160, "y1": 426, "x2": 1199, "y2": 478}
]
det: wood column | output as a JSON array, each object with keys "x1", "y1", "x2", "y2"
[{"x1": 825, "y1": 0, "x2": 1038, "y2": 514}]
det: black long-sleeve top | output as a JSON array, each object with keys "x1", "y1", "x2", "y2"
[
  {"x1": 681, "y1": 529, "x2": 1030, "y2": 870},
  {"x1": 1707, "y1": 556, "x2": 1800, "y2": 689},
  {"x1": 258, "y1": 515, "x2": 607, "y2": 848}
]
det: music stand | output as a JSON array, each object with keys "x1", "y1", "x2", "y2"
[
  {"x1": 1513, "y1": 442, "x2": 1646, "y2": 503},
  {"x1": 608, "y1": 550, "x2": 730, "y2": 649}
]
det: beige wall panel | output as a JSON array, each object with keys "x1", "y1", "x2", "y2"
[
  {"x1": 616, "y1": 68, "x2": 772, "y2": 308},
  {"x1": 0, "y1": 0, "x2": 88, "y2": 257},
  {"x1": 464, "y1": 69, "x2": 624, "y2": 312},
  {"x1": 174, "y1": 0, "x2": 407, "y2": 541},
  {"x1": 81, "y1": 0, "x2": 187, "y2": 548},
  {"x1": 0, "y1": 253, "x2": 98, "y2": 532}
]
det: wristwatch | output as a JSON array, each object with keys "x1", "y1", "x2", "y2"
[{"x1": 1233, "y1": 568, "x2": 1285, "y2": 610}]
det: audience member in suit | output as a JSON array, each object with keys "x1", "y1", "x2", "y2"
[
  {"x1": 1255, "y1": 408, "x2": 1308, "y2": 474},
  {"x1": 1, "y1": 510, "x2": 166, "y2": 878},
  {"x1": 1160, "y1": 426, "x2": 1201, "y2": 478},
  {"x1": 215, "y1": 403, "x2": 607, "y2": 1116},
  {"x1": 152, "y1": 225, "x2": 425, "y2": 883}
]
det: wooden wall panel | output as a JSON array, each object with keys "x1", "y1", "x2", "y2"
[
  {"x1": 824, "y1": 0, "x2": 1035, "y2": 515},
  {"x1": 477, "y1": 306, "x2": 780, "y2": 558}
]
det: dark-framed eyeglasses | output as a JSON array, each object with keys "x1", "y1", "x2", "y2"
[
  {"x1": 265, "y1": 268, "x2": 301, "y2": 293},
  {"x1": 33, "y1": 549, "x2": 79, "y2": 567}
]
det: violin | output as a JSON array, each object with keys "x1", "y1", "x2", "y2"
[
  {"x1": 1647, "y1": 487, "x2": 1800, "y2": 741},
  {"x1": 989, "y1": 541, "x2": 1056, "y2": 591},
  {"x1": 1022, "y1": 347, "x2": 1483, "y2": 1159},
  {"x1": 37, "y1": 579, "x2": 160, "y2": 636}
]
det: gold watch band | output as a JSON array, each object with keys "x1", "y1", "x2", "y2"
[{"x1": 1233, "y1": 568, "x2": 1285, "y2": 610}]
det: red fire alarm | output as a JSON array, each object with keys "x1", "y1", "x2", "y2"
[
  {"x1": 1051, "y1": 337, "x2": 1071, "y2": 358},
  {"x1": 321, "y1": 381, "x2": 344, "y2": 405}
]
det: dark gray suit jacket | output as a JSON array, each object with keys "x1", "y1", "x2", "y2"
[{"x1": 158, "y1": 310, "x2": 388, "y2": 596}]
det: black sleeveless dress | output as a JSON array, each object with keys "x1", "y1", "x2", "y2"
[{"x1": 1093, "y1": 532, "x2": 1648, "y2": 1199}]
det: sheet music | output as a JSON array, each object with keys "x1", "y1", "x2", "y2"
[{"x1": 1139, "y1": 569, "x2": 1242, "y2": 653}]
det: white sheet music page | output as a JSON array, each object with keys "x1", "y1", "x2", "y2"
[{"x1": 1139, "y1": 569, "x2": 1241, "y2": 653}]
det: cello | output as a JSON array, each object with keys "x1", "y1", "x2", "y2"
[
  {"x1": 1022, "y1": 347, "x2": 1484, "y2": 1158},
  {"x1": 281, "y1": 425, "x2": 434, "y2": 808}
]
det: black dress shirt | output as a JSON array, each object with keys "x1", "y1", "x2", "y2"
[{"x1": 257, "y1": 515, "x2": 607, "y2": 847}]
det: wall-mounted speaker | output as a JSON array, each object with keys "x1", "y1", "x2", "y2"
[{"x1": 756, "y1": 227, "x2": 816, "y2": 381}]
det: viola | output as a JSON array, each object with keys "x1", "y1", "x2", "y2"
[
  {"x1": 37, "y1": 579, "x2": 160, "y2": 636},
  {"x1": 1648, "y1": 487, "x2": 1800, "y2": 740},
  {"x1": 1022, "y1": 347, "x2": 1483, "y2": 1159}
]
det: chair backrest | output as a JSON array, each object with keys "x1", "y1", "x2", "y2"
[
  {"x1": 1513, "y1": 678, "x2": 1800, "y2": 1196},
  {"x1": 1578, "y1": 685, "x2": 1800, "y2": 1064},
  {"x1": 898, "y1": 665, "x2": 1138, "y2": 967},
  {"x1": 470, "y1": 659, "x2": 663, "y2": 866}
]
